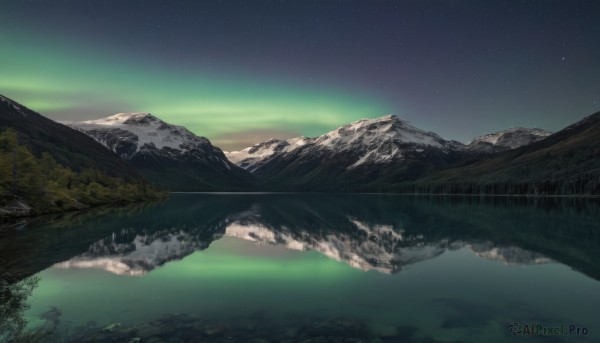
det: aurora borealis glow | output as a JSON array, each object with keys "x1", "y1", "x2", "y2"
[
  {"x1": 0, "y1": 29, "x2": 389, "y2": 149},
  {"x1": 2, "y1": 1, "x2": 600, "y2": 149}
]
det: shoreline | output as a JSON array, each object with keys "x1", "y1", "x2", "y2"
[
  {"x1": 170, "y1": 191, "x2": 600, "y2": 198},
  {"x1": 0, "y1": 195, "x2": 169, "y2": 222},
  {"x1": 3, "y1": 191, "x2": 597, "y2": 222}
]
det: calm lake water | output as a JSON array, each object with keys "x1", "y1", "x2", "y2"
[{"x1": 1, "y1": 193, "x2": 599, "y2": 342}]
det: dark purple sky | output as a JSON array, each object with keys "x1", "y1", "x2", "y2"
[{"x1": 1, "y1": 0, "x2": 599, "y2": 148}]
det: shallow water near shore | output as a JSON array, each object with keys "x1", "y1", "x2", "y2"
[{"x1": 2, "y1": 193, "x2": 599, "y2": 342}]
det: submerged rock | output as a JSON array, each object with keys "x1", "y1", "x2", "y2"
[
  {"x1": 101, "y1": 322, "x2": 121, "y2": 332},
  {"x1": 201, "y1": 323, "x2": 227, "y2": 336}
]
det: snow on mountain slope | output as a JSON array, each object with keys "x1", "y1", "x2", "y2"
[
  {"x1": 226, "y1": 114, "x2": 462, "y2": 172},
  {"x1": 467, "y1": 127, "x2": 552, "y2": 151},
  {"x1": 316, "y1": 114, "x2": 446, "y2": 149},
  {"x1": 225, "y1": 138, "x2": 307, "y2": 172},
  {"x1": 64, "y1": 112, "x2": 213, "y2": 159},
  {"x1": 64, "y1": 112, "x2": 254, "y2": 191}
]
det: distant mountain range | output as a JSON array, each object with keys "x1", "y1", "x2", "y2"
[
  {"x1": 466, "y1": 127, "x2": 551, "y2": 152},
  {"x1": 413, "y1": 111, "x2": 600, "y2": 195},
  {"x1": 225, "y1": 115, "x2": 562, "y2": 192},
  {"x1": 1, "y1": 94, "x2": 598, "y2": 195},
  {"x1": 226, "y1": 116, "x2": 551, "y2": 173}
]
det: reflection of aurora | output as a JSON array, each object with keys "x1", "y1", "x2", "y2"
[
  {"x1": 3, "y1": 194, "x2": 599, "y2": 280},
  {"x1": 3, "y1": 195, "x2": 600, "y2": 343},
  {"x1": 52, "y1": 202, "x2": 554, "y2": 276}
]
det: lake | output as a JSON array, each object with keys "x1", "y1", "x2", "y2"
[{"x1": 1, "y1": 193, "x2": 599, "y2": 342}]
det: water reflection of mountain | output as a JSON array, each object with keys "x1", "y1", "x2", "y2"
[{"x1": 1, "y1": 194, "x2": 599, "y2": 280}]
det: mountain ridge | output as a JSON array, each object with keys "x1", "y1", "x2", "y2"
[
  {"x1": 224, "y1": 114, "x2": 557, "y2": 192},
  {"x1": 404, "y1": 110, "x2": 600, "y2": 195},
  {"x1": 225, "y1": 115, "x2": 463, "y2": 175},
  {"x1": 0, "y1": 94, "x2": 164, "y2": 218},
  {"x1": 0, "y1": 94, "x2": 142, "y2": 178},
  {"x1": 66, "y1": 112, "x2": 255, "y2": 191},
  {"x1": 4, "y1": 92, "x2": 596, "y2": 195},
  {"x1": 467, "y1": 127, "x2": 552, "y2": 152},
  {"x1": 226, "y1": 115, "x2": 551, "y2": 172}
]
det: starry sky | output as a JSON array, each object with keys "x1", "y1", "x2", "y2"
[{"x1": 1, "y1": 0, "x2": 599, "y2": 150}]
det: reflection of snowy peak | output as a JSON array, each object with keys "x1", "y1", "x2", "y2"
[
  {"x1": 52, "y1": 205, "x2": 553, "y2": 276},
  {"x1": 469, "y1": 243, "x2": 552, "y2": 265},
  {"x1": 225, "y1": 218, "x2": 444, "y2": 274},
  {"x1": 54, "y1": 229, "x2": 219, "y2": 276}
]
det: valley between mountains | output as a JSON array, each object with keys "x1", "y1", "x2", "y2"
[{"x1": 1, "y1": 92, "x2": 599, "y2": 218}]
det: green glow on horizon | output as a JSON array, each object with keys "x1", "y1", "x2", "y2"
[
  {"x1": 0, "y1": 28, "x2": 393, "y2": 143},
  {"x1": 24, "y1": 237, "x2": 363, "y2": 329},
  {"x1": 152, "y1": 248, "x2": 359, "y2": 280}
]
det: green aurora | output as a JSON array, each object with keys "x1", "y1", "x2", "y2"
[
  {"x1": 2, "y1": 1, "x2": 600, "y2": 149},
  {"x1": 0, "y1": 29, "x2": 392, "y2": 149}
]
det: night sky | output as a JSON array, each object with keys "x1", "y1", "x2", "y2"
[{"x1": 1, "y1": 0, "x2": 599, "y2": 150}]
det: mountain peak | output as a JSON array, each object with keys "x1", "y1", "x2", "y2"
[
  {"x1": 225, "y1": 113, "x2": 454, "y2": 173},
  {"x1": 377, "y1": 114, "x2": 400, "y2": 122},
  {"x1": 318, "y1": 114, "x2": 445, "y2": 150},
  {"x1": 82, "y1": 112, "x2": 160, "y2": 126},
  {"x1": 468, "y1": 127, "x2": 552, "y2": 149},
  {"x1": 65, "y1": 111, "x2": 255, "y2": 190},
  {"x1": 347, "y1": 114, "x2": 401, "y2": 127},
  {"x1": 66, "y1": 112, "x2": 215, "y2": 158}
]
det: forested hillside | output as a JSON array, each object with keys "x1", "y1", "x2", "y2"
[
  {"x1": 388, "y1": 111, "x2": 600, "y2": 195},
  {"x1": 0, "y1": 129, "x2": 165, "y2": 218},
  {"x1": 0, "y1": 95, "x2": 141, "y2": 179}
]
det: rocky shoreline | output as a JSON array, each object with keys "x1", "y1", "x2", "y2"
[{"x1": 40, "y1": 312, "x2": 431, "y2": 343}]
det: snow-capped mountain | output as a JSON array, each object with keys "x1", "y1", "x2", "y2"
[
  {"x1": 65, "y1": 112, "x2": 214, "y2": 160},
  {"x1": 425, "y1": 110, "x2": 600, "y2": 195},
  {"x1": 226, "y1": 115, "x2": 461, "y2": 171},
  {"x1": 65, "y1": 113, "x2": 254, "y2": 191},
  {"x1": 225, "y1": 115, "x2": 465, "y2": 189},
  {"x1": 225, "y1": 115, "x2": 555, "y2": 191},
  {"x1": 467, "y1": 127, "x2": 552, "y2": 152},
  {"x1": 226, "y1": 138, "x2": 306, "y2": 173}
]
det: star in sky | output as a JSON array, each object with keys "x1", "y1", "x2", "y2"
[{"x1": 0, "y1": 0, "x2": 599, "y2": 149}]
